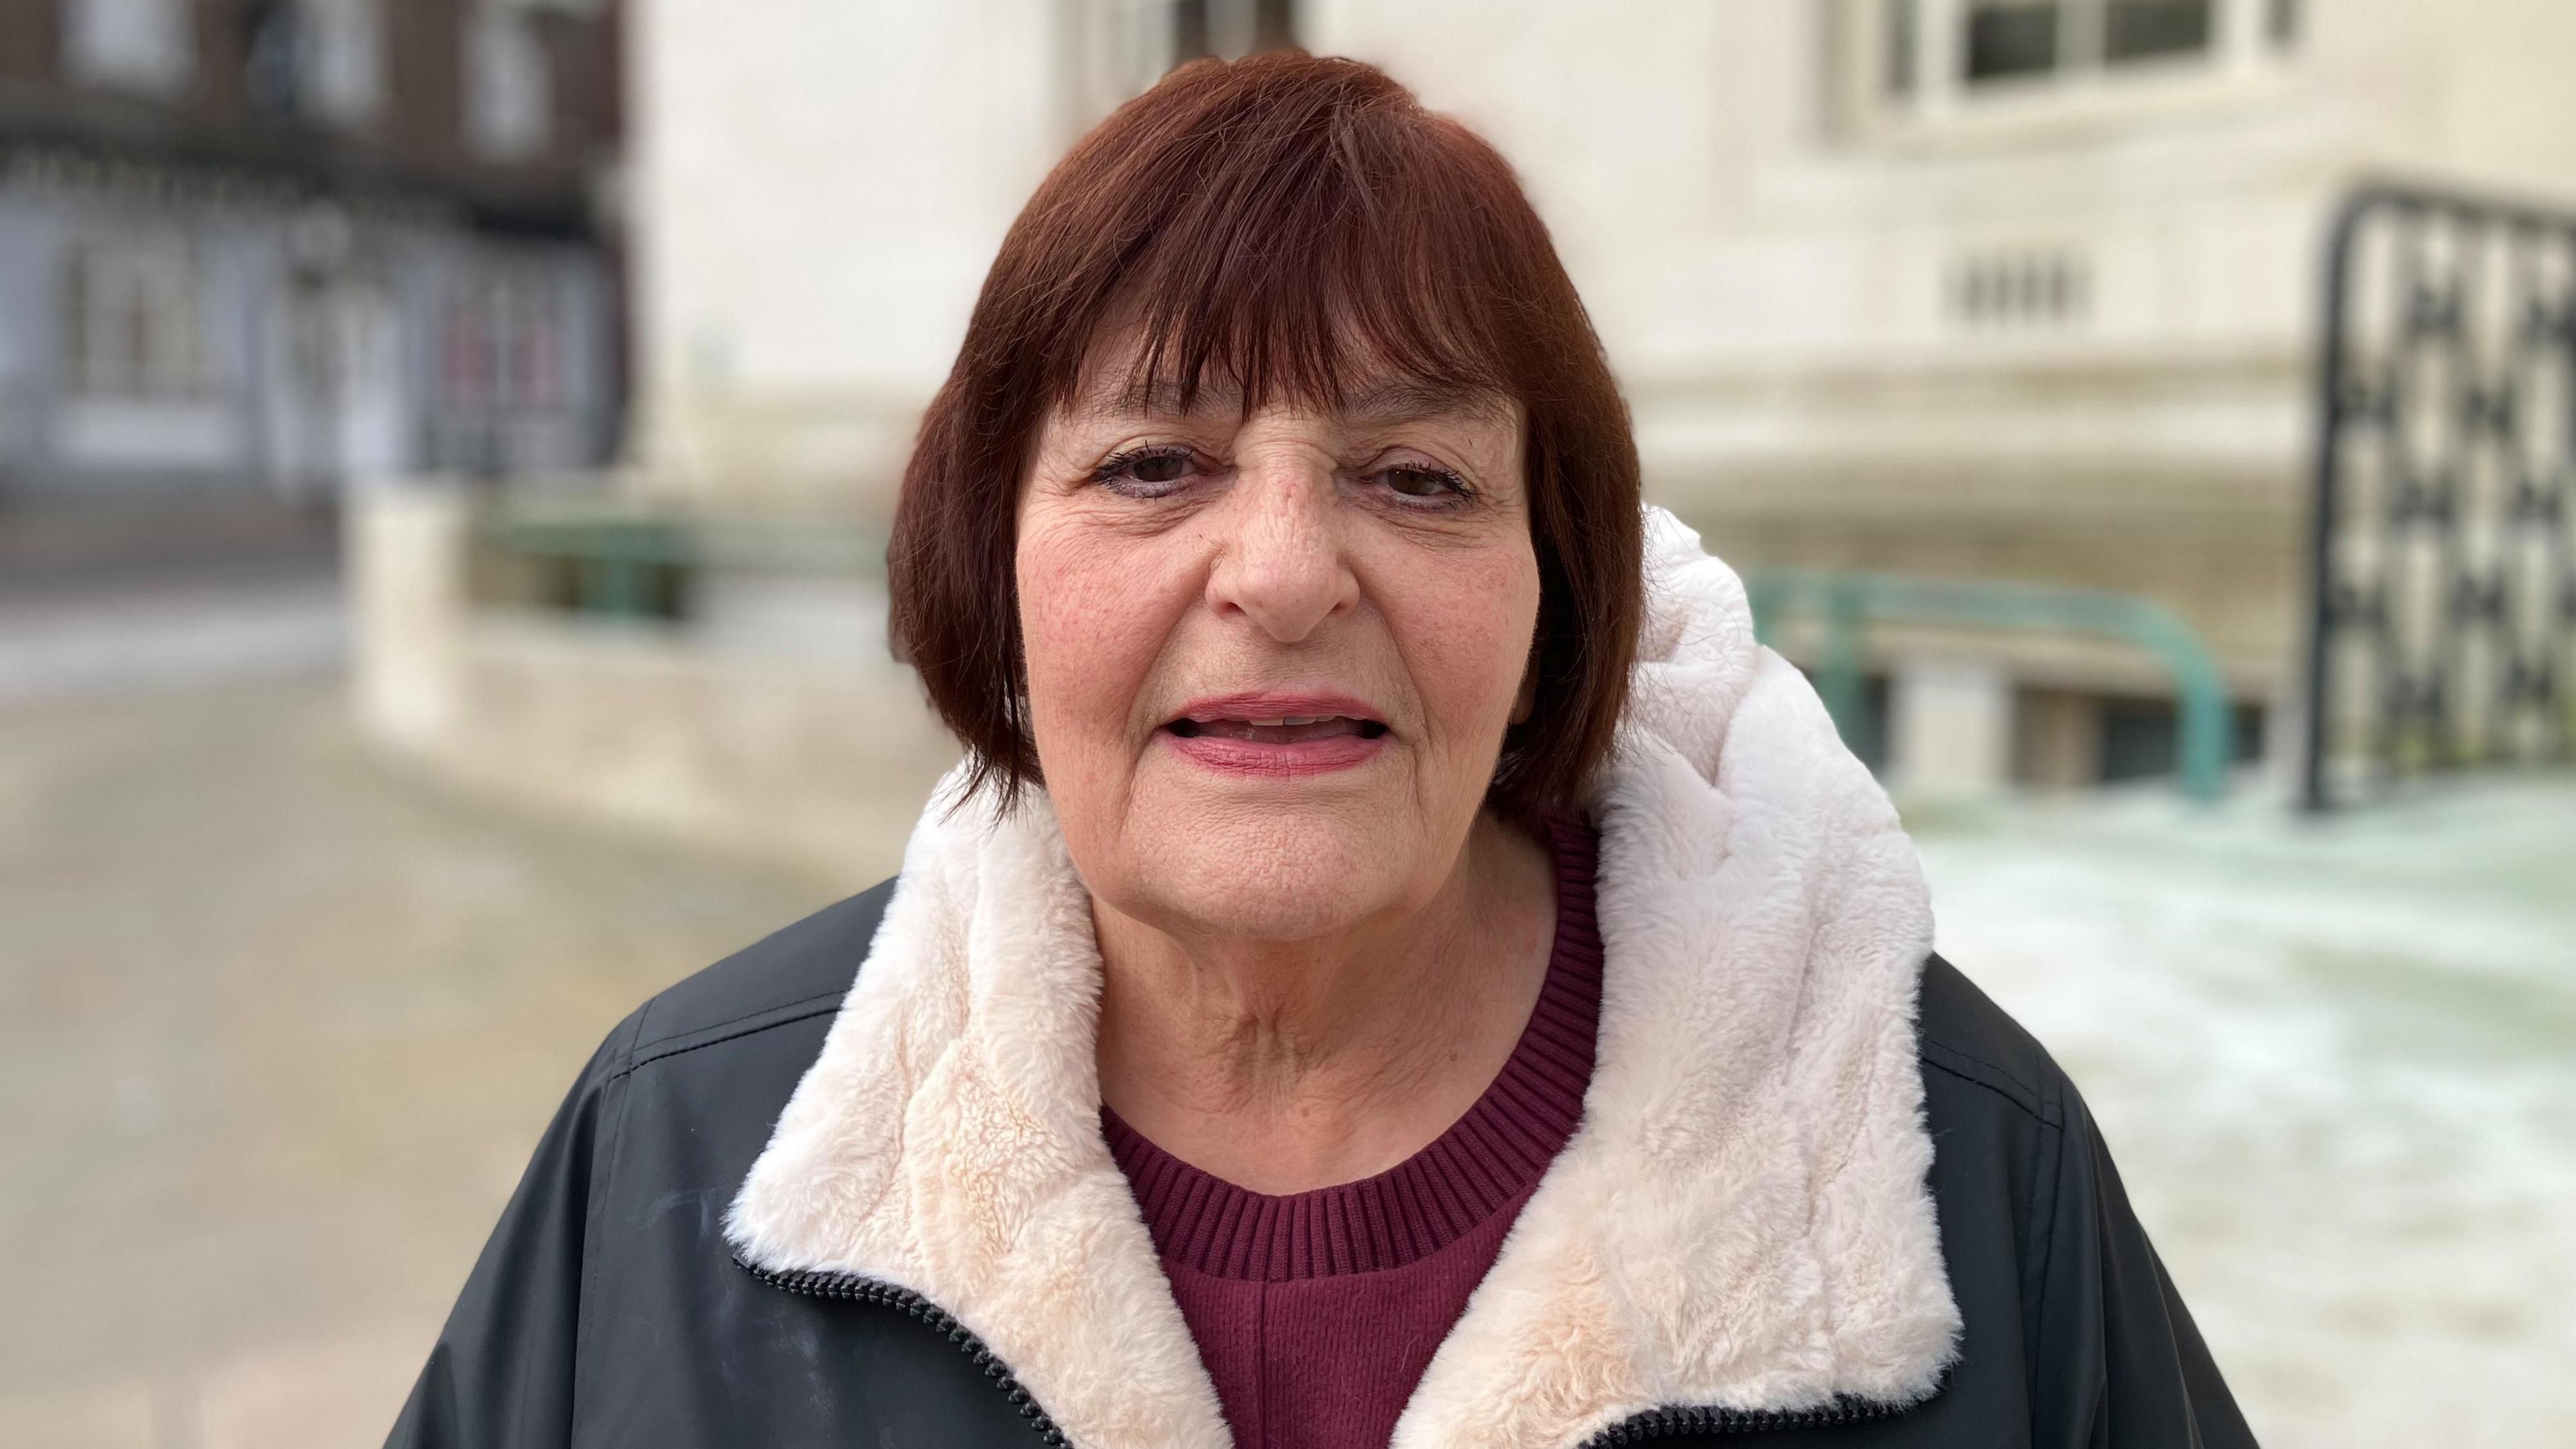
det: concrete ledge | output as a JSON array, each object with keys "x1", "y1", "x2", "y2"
[{"x1": 350, "y1": 482, "x2": 956, "y2": 879}]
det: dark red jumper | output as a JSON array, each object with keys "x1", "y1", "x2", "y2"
[{"x1": 1104, "y1": 818, "x2": 1603, "y2": 1449}]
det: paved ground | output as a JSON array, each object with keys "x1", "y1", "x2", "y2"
[
  {"x1": 0, "y1": 677, "x2": 853, "y2": 1448},
  {"x1": 1916, "y1": 781, "x2": 2576, "y2": 1448},
  {"x1": 0, "y1": 504, "x2": 344, "y2": 703},
  {"x1": 1, "y1": 641, "x2": 2567, "y2": 1445},
  {"x1": 0, "y1": 576, "x2": 345, "y2": 704}
]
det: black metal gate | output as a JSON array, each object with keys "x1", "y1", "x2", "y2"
[{"x1": 2303, "y1": 184, "x2": 2576, "y2": 810}]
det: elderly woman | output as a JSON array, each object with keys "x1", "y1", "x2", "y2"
[{"x1": 393, "y1": 54, "x2": 2253, "y2": 1449}]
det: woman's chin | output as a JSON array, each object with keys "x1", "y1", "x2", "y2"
[{"x1": 1105, "y1": 802, "x2": 1430, "y2": 945}]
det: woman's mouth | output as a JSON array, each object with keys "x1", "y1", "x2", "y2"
[
  {"x1": 1159, "y1": 697, "x2": 1393, "y2": 777},
  {"x1": 1167, "y1": 714, "x2": 1389, "y2": 743}
]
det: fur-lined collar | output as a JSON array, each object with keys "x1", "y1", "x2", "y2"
[{"x1": 726, "y1": 508, "x2": 1960, "y2": 1447}]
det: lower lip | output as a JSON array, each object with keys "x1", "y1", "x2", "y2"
[{"x1": 1161, "y1": 729, "x2": 1389, "y2": 777}]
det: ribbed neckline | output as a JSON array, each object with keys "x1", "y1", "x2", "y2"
[{"x1": 1102, "y1": 815, "x2": 1602, "y2": 1281}]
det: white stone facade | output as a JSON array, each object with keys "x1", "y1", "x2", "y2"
[{"x1": 619, "y1": 0, "x2": 2576, "y2": 792}]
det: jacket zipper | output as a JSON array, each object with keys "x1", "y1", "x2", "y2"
[
  {"x1": 744, "y1": 1256, "x2": 1926, "y2": 1448},
  {"x1": 1582, "y1": 1392, "x2": 1918, "y2": 1442},
  {"x1": 737, "y1": 1258, "x2": 1073, "y2": 1446}
]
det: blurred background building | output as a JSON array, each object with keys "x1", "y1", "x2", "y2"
[
  {"x1": 347, "y1": 0, "x2": 2576, "y2": 865},
  {"x1": 0, "y1": 0, "x2": 623, "y2": 571},
  {"x1": 5, "y1": 4, "x2": 2573, "y2": 1447}
]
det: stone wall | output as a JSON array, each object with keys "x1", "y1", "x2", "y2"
[{"x1": 350, "y1": 482, "x2": 958, "y2": 877}]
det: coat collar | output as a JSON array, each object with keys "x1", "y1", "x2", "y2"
[{"x1": 725, "y1": 508, "x2": 1960, "y2": 1448}]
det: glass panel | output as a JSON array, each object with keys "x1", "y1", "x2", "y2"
[
  {"x1": 2270, "y1": 0, "x2": 2300, "y2": 47},
  {"x1": 1169, "y1": 0, "x2": 1210, "y2": 64},
  {"x1": 466, "y1": 3, "x2": 550, "y2": 159},
  {"x1": 63, "y1": 0, "x2": 194, "y2": 94},
  {"x1": 1965, "y1": 1, "x2": 2060, "y2": 85},
  {"x1": 2104, "y1": 0, "x2": 2210, "y2": 64},
  {"x1": 1254, "y1": 0, "x2": 1297, "y2": 53},
  {"x1": 444, "y1": 287, "x2": 495, "y2": 410},
  {"x1": 242, "y1": 0, "x2": 302, "y2": 117},
  {"x1": 62, "y1": 235, "x2": 207, "y2": 397},
  {"x1": 1179, "y1": 0, "x2": 1290, "y2": 64},
  {"x1": 1885, "y1": 0, "x2": 1917, "y2": 96},
  {"x1": 303, "y1": 0, "x2": 385, "y2": 127}
]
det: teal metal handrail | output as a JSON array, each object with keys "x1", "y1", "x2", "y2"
[
  {"x1": 1742, "y1": 569, "x2": 2234, "y2": 802},
  {"x1": 480, "y1": 508, "x2": 886, "y2": 619}
]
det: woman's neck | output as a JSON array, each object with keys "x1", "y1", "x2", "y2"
[{"x1": 1092, "y1": 812, "x2": 1560, "y2": 1195}]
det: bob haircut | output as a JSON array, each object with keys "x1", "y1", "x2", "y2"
[{"x1": 889, "y1": 51, "x2": 1642, "y2": 820}]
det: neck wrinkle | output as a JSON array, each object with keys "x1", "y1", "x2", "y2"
[
  {"x1": 1104, "y1": 815, "x2": 1602, "y2": 1278},
  {"x1": 1093, "y1": 811, "x2": 1560, "y2": 1192}
]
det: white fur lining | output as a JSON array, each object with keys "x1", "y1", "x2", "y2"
[{"x1": 725, "y1": 508, "x2": 1961, "y2": 1447}]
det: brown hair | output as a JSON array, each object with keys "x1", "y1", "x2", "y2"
[{"x1": 888, "y1": 52, "x2": 1642, "y2": 818}]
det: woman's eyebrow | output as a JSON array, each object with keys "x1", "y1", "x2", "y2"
[
  {"x1": 1066, "y1": 376, "x2": 1507, "y2": 427},
  {"x1": 1338, "y1": 381, "x2": 1512, "y2": 427},
  {"x1": 1064, "y1": 376, "x2": 1240, "y2": 423}
]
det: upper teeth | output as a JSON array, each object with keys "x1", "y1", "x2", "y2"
[{"x1": 1246, "y1": 716, "x2": 1332, "y2": 727}]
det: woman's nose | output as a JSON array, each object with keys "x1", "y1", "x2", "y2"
[{"x1": 1205, "y1": 458, "x2": 1358, "y2": 643}]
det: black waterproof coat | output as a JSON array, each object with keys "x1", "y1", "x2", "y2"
[{"x1": 388, "y1": 880, "x2": 2259, "y2": 1448}]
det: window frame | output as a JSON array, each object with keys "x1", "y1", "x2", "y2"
[
  {"x1": 61, "y1": 0, "x2": 196, "y2": 97},
  {"x1": 1838, "y1": 0, "x2": 2298, "y2": 146},
  {"x1": 61, "y1": 230, "x2": 219, "y2": 402},
  {"x1": 464, "y1": 1, "x2": 554, "y2": 162}
]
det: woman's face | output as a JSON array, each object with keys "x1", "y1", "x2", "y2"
[{"x1": 1016, "y1": 353, "x2": 1540, "y2": 945}]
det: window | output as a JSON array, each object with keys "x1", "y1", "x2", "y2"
[
  {"x1": 243, "y1": 0, "x2": 382, "y2": 124},
  {"x1": 242, "y1": 1, "x2": 305, "y2": 116},
  {"x1": 2104, "y1": 0, "x2": 2212, "y2": 64},
  {"x1": 1167, "y1": 0, "x2": 1296, "y2": 68},
  {"x1": 441, "y1": 287, "x2": 496, "y2": 411},
  {"x1": 1964, "y1": 1, "x2": 2061, "y2": 85},
  {"x1": 1960, "y1": 0, "x2": 2212, "y2": 87},
  {"x1": 305, "y1": 0, "x2": 386, "y2": 125},
  {"x1": 444, "y1": 270, "x2": 568, "y2": 413},
  {"x1": 62, "y1": 234, "x2": 215, "y2": 399},
  {"x1": 62, "y1": 0, "x2": 193, "y2": 95},
  {"x1": 1072, "y1": 0, "x2": 1297, "y2": 121},
  {"x1": 500, "y1": 275, "x2": 567, "y2": 411},
  {"x1": 1883, "y1": 0, "x2": 1917, "y2": 97},
  {"x1": 466, "y1": 1, "x2": 551, "y2": 160},
  {"x1": 1872, "y1": 0, "x2": 2291, "y2": 109}
]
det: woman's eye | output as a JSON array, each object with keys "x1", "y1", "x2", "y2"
[
  {"x1": 1377, "y1": 465, "x2": 1466, "y2": 502},
  {"x1": 1095, "y1": 449, "x2": 1199, "y2": 495}
]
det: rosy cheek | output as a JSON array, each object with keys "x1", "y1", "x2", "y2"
[
  {"x1": 1379, "y1": 545, "x2": 1540, "y2": 738},
  {"x1": 1017, "y1": 524, "x2": 1175, "y2": 748}
]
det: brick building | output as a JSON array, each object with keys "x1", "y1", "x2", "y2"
[{"x1": 0, "y1": 0, "x2": 624, "y2": 511}]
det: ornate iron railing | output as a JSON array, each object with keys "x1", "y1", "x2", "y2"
[{"x1": 2304, "y1": 184, "x2": 2576, "y2": 809}]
